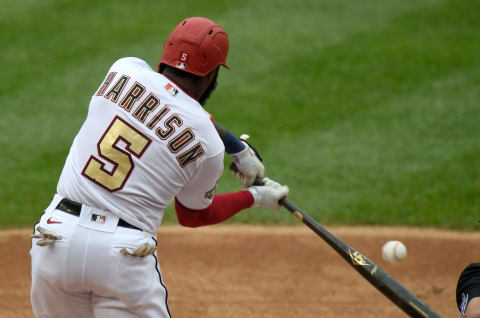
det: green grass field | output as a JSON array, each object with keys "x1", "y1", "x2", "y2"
[{"x1": 1, "y1": 0, "x2": 479, "y2": 229}]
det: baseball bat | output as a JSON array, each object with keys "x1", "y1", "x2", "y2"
[
  {"x1": 248, "y1": 176, "x2": 440, "y2": 317},
  {"x1": 279, "y1": 195, "x2": 442, "y2": 317},
  {"x1": 229, "y1": 138, "x2": 440, "y2": 317}
]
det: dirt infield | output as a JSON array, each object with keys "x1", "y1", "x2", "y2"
[{"x1": 1, "y1": 225, "x2": 478, "y2": 317}]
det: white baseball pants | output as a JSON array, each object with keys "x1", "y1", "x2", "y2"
[{"x1": 30, "y1": 195, "x2": 171, "y2": 318}]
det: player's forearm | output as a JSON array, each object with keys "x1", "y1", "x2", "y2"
[{"x1": 175, "y1": 191, "x2": 254, "y2": 227}]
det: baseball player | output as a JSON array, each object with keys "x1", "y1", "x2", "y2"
[
  {"x1": 457, "y1": 263, "x2": 480, "y2": 318},
  {"x1": 30, "y1": 17, "x2": 289, "y2": 318}
]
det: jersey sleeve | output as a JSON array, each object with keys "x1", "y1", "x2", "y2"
[{"x1": 175, "y1": 150, "x2": 224, "y2": 209}]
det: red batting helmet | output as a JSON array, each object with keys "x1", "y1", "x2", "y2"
[{"x1": 158, "y1": 17, "x2": 229, "y2": 77}]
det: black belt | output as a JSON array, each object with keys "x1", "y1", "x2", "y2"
[{"x1": 56, "y1": 198, "x2": 142, "y2": 231}]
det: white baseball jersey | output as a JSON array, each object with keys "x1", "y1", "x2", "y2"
[{"x1": 57, "y1": 57, "x2": 225, "y2": 234}]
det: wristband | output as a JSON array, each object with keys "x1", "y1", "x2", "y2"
[{"x1": 223, "y1": 130, "x2": 246, "y2": 154}]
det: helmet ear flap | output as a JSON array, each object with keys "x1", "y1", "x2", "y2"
[
  {"x1": 159, "y1": 17, "x2": 229, "y2": 77},
  {"x1": 157, "y1": 63, "x2": 165, "y2": 73}
]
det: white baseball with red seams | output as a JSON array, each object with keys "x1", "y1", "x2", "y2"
[{"x1": 382, "y1": 240, "x2": 407, "y2": 264}]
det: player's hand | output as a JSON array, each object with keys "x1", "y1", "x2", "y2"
[
  {"x1": 247, "y1": 177, "x2": 289, "y2": 210},
  {"x1": 229, "y1": 136, "x2": 264, "y2": 187}
]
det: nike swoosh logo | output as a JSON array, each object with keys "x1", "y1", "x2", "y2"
[{"x1": 47, "y1": 217, "x2": 62, "y2": 224}]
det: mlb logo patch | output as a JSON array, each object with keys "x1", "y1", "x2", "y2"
[
  {"x1": 176, "y1": 61, "x2": 187, "y2": 70},
  {"x1": 165, "y1": 83, "x2": 179, "y2": 96},
  {"x1": 91, "y1": 213, "x2": 106, "y2": 224}
]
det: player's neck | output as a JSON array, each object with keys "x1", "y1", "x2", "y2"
[
  {"x1": 174, "y1": 77, "x2": 205, "y2": 101},
  {"x1": 162, "y1": 72, "x2": 209, "y2": 103}
]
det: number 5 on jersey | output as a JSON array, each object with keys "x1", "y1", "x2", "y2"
[{"x1": 82, "y1": 116, "x2": 151, "y2": 191}]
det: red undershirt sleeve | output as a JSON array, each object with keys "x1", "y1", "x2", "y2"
[{"x1": 175, "y1": 190, "x2": 254, "y2": 228}]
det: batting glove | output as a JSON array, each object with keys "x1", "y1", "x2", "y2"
[
  {"x1": 230, "y1": 136, "x2": 265, "y2": 188},
  {"x1": 29, "y1": 226, "x2": 62, "y2": 246},
  {"x1": 120, "y1": 243, "x2": 156, "y2": 257},
  {"x1": 248, "y1": 177, "x2": 289, "y2": 210}
]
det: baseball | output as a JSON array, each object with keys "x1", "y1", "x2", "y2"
[{"x1": 382, "y1": 240, "x2": 407, "y2": 264}]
